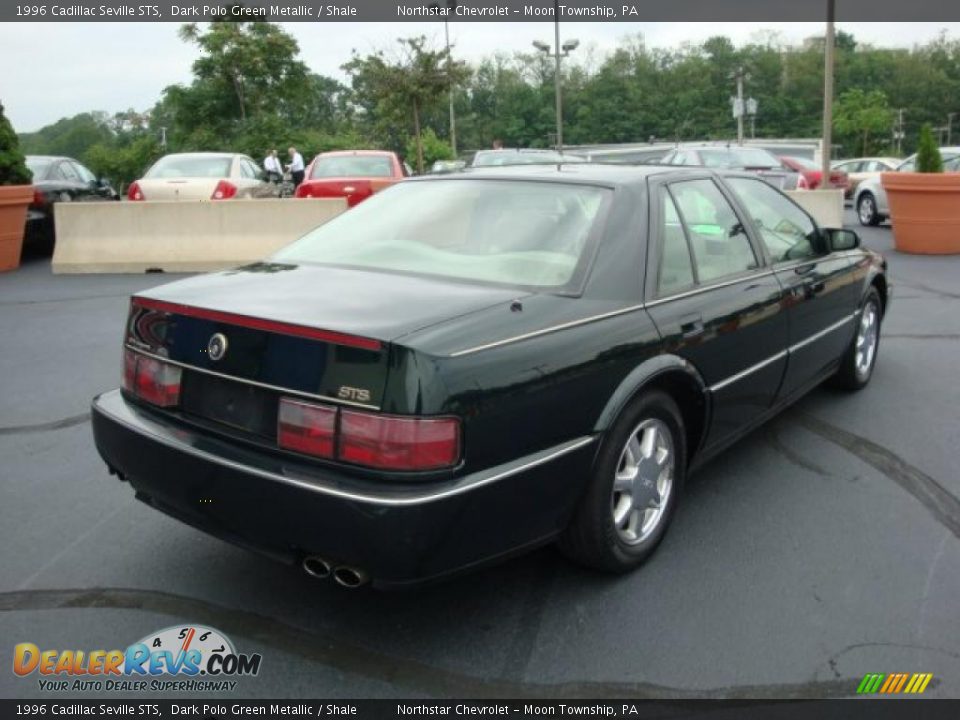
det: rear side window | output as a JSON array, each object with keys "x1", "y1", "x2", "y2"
[
  {"x1": 657, "y1": 189, "x2": 695, "y2": 294},
  {"x1": 669, "y1": 179, "x2": 757, "y2": 283}
]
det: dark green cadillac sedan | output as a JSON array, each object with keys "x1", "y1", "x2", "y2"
[{"x1": 92, "y1": 164, "x2": 889, "y2": 588}]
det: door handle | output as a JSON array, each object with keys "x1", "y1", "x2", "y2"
[
  {"x1": 803, "y1": 278, "x2": 825, "y2": 296},
  {"x1": 680, "y1": 314, "x2": 704, "y2": 339}
]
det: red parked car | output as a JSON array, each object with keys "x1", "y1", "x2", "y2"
[
  {"x1": 295, "y1": 150, "x2": 409, "y2": 207},
  {"x1": 779, "y1": 156, "x2": 850, "y2": 192}
]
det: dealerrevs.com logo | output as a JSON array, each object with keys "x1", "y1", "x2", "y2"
[{"x1": 13, "y1": 624, "x2": 262, "y2": 692}]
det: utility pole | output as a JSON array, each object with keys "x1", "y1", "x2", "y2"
[
  {"x1": 733, "y1": 67, "x2": 746, "y2": 145},
  {"x1": 948, "y1": 113, "x2": 957, "y2": 146},
  {"x1": 895, "y1": 109, "x2": 905, "y2": 155},
  {"x1": 444, "y1": 19, "x2": 457, "y2": 157},
  {"x1": 820, "y1": 0, "x2": 835, "y2": 189},
  {"x1": 553, "y1": 0, "x2": 563, "y2": 152}
]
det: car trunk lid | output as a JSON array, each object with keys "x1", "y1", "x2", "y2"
[
  {"x1": 298, "y1": 178, "x2": 396, "y2": 206},
  {"x1": 125, "y1": 263, "x2": 525, "y2": 427},
  {"x1": 136, "y1": 178, "x2": 221, "y2": 201}
]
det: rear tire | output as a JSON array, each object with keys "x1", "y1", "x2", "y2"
[
  {"x1": 834, "y1": 288, "x2": 882, "y2": 391},
  {"x1": 560, "y1": 390, "x2": 686, "y2": 573},
  {"x1": 857, "y1": 192, "x2": 880, "y2": 227}
]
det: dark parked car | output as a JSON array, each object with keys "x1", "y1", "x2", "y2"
[
  {"x1": 25, "y1": 156, "x2": 119, "y2": 247},
  {"x1": 659, "y1": 144, "x2": 803, "y2": 190},
  {"x1": 92, "y1": 165, "x2": 889, "y2": 588}
]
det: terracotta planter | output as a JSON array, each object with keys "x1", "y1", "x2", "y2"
[
  {"x1": 0, "y1": 184, "x2": 33, "y2": 271},
  {"x1": 881, "y1": 172, "x2": 960, "y2": 254}
]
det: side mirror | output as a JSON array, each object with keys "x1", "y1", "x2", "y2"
[{"x1": 825, "y1": 228, "x2": 860, "y2": 252}]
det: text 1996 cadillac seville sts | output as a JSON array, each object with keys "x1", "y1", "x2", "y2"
[{"x1": 92, "y1": 165, "x2": 889, "y2": 588}]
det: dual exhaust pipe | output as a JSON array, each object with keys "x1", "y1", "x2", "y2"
[{"x1": 302, "y1": 555, "x2": 369, "y2": 589}]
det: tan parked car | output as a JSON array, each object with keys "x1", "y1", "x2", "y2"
[
  {"x1": 127, "y1": 153, "x2": 272, "y2": 202},
  {"x1": 831, "y1": 157, "x2": 900, "y2": 198}
]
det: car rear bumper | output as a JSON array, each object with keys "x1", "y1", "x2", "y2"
[{"x1": 92, "y1": 390, "x2": 597, "y2": 587}]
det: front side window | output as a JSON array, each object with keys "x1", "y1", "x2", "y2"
[
  {"x1": 71, "y1": 162, "x2": 97, "y2": 183},
  {"x1": 727, "y1": 177, "x2": 820, "y2": 263},
  {"x1": 669, "y1": 179, "x2": 757, "y2": 283},
  {"x1": 274, "y1": 180, "x2": 609, "y2": 290}
]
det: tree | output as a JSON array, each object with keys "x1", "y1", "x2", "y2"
[
  {"x1": 834, "y1": 89, "x2": 893, "y2": 156},
  {"x1": 406, "y1": 128, "x2": 452, "y2": 169},
  {"x1": 343, "y1": 36, "x2": 469, "y2": 173},
  {"x1": 0, "y1": 102, "x2": 31, "y2": 185},
  {"x1": 177, "y1": 20, "x2": 312, "y2": 125},
  {"x1": 915, "y1": 124, "x2": 943, "y2": 173}
]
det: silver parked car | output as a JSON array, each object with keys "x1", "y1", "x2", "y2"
[
  {"x1": 658, "y1": 144, "x2": 803, "y2": 190},
  {"x1": 853, "y1": 148, "x2": 960, "y2": 226},
  {"x1": 831, "y1": 157, "x2": 900, "y2": 198}
]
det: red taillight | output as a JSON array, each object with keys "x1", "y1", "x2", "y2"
[
  {"x1": 339, "y1": 410, "x2": 460, "y2": 471},
  {"x1": 277, "y1": 398, "x2": 336, "y2": 458},
  {"x1": 276, "y1": 398, "x2": 461, "y2": 470},
  {"x1": 127, "y1": 181, "x2": 143, "y2": 201},
  {"x1": 797, "y1": 174, "x2": 810, "y2": 190},
  {"x1": 32, "y1": 189, "x2": 47, "y2": 206},
  {"x1": 211, "y1": 180, "x2": 237, "y2": 200},
  {"x1": 122, "y1": 349, "x2": 181, "y2": 407}
]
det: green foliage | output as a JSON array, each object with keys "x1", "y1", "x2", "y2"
[
  {"x1": 343, "y1": 36, "x2": 470, "y2": 173},
  {"x1": 0, "y1": 102, "x2": 31, "y2": 186},
  {"x1": 915, "y1": 124, "x2": 944, "y2": 173},
  {"x1": 16, "y1": 27, "x2": 960, "y2": 183},
  {"x1": 834, "y1": 89, "x2": 893, "y2": 156},
  {"x1": 406, "y1": 128, "x2": 452, "y2": 169}
]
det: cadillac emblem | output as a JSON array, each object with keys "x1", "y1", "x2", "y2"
[{"x1": 207, "y1": 333, "x2": 229, "y2": 361}]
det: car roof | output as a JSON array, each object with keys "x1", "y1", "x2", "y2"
[
  {"x1": 406, "y1": 163, "x2": 704, "y2": 188},
  {"x1": 158, "y1": 152, "x2": 238, "y2": 159},
  {"x1": 316, "y1": 150, "x2": 395, "y2": 158}
]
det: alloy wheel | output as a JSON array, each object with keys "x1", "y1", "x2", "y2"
[
  {"x1": 855, "y1": 301, "x2": 880, "y2": 378},
  {"x1": 611, "y1": 419, "x2": 675, "y2": 545}
]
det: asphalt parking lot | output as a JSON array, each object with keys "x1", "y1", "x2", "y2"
[{"x1": 1, "y1": 210, "x2": 959, "y2": 700}]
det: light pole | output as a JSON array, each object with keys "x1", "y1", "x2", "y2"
[
  {"x1": 729, "y1": 67, "x2": 750, "y2": 145},
  {"x1": 948, "y1": 113, "x2": 957, "y2": 145},
  {"x1": 444, "y1": 20, "x2": 457, "y2": 157},
  {"x1": 821, "y1": 0, "x2": 836, "y2": 189},
  {"x1": 533, "y1": 3, "x2": 578, "y2": 153}
]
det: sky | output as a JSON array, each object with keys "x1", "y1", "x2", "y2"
[{"x1": 2, "y1": 21, "x2": 959, "y2": 132}]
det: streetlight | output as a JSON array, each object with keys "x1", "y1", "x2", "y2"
[
  {"x1": 532, "y1": 5, "x2": 579, "y2": 153},
  {"x1": 430, "y1": 1, "x2": 459, "y2": 157},
  {"x1": 728, "y1": 67, "x2": 750, "y2": 145}
]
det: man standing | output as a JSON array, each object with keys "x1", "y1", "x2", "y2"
[
  {"x1": 287, "y1": 147, "x2": 305, "y2": 189},
  {"x1": 263, "y1": 149, "x2": 283, "y2": 183}
]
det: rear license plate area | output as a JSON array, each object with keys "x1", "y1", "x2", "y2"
[{"x1": 181, "y1": 371, "x2": 278, "y2": 439}]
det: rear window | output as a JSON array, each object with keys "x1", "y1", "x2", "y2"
[
  {"x1": 26, "y1": 157, "x2": 52, "y2": 180},
  {"x1": 310, "y1": 155, "x2": 394, "y2": 178},
  {"x1": 274, "y1": 179, "x2": 609, "y2": 290},
  {"x1": 698, "y1": 148, "x2": 779, "y2": 169},
  {"x1": 145, "y1": 155, "x2": 233, "y2": 179}
]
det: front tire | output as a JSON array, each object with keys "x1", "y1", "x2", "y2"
[
  {"x1": 560, "y1": 390, "x2": 686, "y2": 573},
  {"x1": 857, "y1": 192, "x2": 881, "y2": 226},
  {"x1": 834, "y1": 288, "x2": 882, "y2": 391}
]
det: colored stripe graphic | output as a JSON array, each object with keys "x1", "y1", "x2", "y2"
[{"x1": 857, "y1": 672, "x2": 932, "y2": 694}]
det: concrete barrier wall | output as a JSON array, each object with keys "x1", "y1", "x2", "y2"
[
  {"x1": 784, "y1": 189, "x2": 846, "y2": 229},
  {"x1": 52, "y1": 198, "x2": 347, "y2": 274}
]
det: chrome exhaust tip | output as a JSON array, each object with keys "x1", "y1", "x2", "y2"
[
  {"x1": 333, "y1": 566, "x2": 369, "y2": 589},
  {"x1": 302, "y1": 556, "x2": 332, "y2": 579}
]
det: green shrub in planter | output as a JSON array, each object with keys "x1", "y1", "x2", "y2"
[
  {"x1": 915, "y1": 124, "x2": 943, "y2": 174},
  {"x1": 0, "y1": 102, "x2": 32, "y2": 186}
]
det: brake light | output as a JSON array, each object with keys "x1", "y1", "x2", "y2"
[
  {"x1": 211, "y1": 180, "x2": 237, "y2": 200},
  {"x1": 32, "y1": 189, "x2": 47, "y2": 206},
  {"x1": 127, "y1": 181, "x2": 143, "y2": 201},
  {"x1": 122, "y1": 349, "x2": 181, "y2": 407},
  {"x1": 277, "y1": 398, "x2": 336, "y2": 458},
  {"x1": 797, "y1": 174, "x2": 810, "y2": 190},
  {"x1": 275, "y1": 398, "x2": 461, "y2": 470},
  {"x1": 339, "y1": 410, "x2": 460, "y2": 471}
]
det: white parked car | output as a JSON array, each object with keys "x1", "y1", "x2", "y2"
[
  {"x1": 853, "y1": 148, "x2": 960, "y2": 226},
  {"x1": 127, "y1": 153, "x2": 272, "y2": 202}
]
